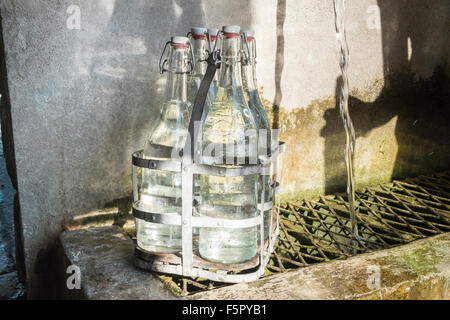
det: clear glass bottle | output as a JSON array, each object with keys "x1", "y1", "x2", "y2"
[
  {"x1": 136, "y1": 36, "x2": 192, "y2": 253},
  {"x1": 241, "y1": 30, "x2": 273, "y2": 239},
  {"x1": 188, "y1": 27, "x2": 209, "y2": 227},
  {"x1": 198, "y1": 25, "x2": 259, "y2": 264}
]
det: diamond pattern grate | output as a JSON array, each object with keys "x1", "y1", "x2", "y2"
[{"x1": 155, "y1": 171, "x2": 450, "y2": 296}]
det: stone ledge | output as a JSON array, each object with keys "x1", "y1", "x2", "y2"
[
  {"x1": 58, "y1": 225, "x2": 449, "y2": 300},
  {"x1": 58, "y1": 226, "x2": 177, "y2": 300},
  {"x1": 189, "y1": 233, "x2": 450, "y2": 300}
]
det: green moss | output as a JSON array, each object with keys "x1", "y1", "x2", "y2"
[
  {"x1": 398, "y1": 245, "x2": 442, "y2": 274},
  {"x1": 256, "y1": 69, "x2": 450, "y2": 200},
  {"x1": 367, "y1": 242, "x2": 444, "y2": 288}
]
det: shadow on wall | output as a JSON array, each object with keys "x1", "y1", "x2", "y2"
[
  {"x1": 32, "y1": 0, "x2": 250, "y2": 299},
  {"x1": 71, "y1": 0, "x2": 209, "y2": 213},
  {"x1": 0, "y1": 10, "x2": 26, "y2": 290},
  {"x1": 34, "y1": 0, "x2": 208, "y2": 299},
  {"x1": 72, "y1": 0, "x2": 252, "y2": 214},
  {"x1": 321, "y1": 0, "x2": 450, "y2": 195},
  {"x1": 66, "y1": 0, "x2": 250, "y2": 226}
]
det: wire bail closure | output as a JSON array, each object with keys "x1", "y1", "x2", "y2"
[
  {"x1": 241, "y1": 33, "x2": 250, "y2": 65},
  {"x1": 241, "y1": 32, "x2": 257, "y2": 66},
  {"x1": 159, "y1": 40, "x2": 195, "y2": 75},
  {"x1": 207, "y1": 30, "x2": 221, "y2": 62}
]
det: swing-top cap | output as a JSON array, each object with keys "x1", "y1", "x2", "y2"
[
  {"x1": 171, "y1": 36, "x2": 189, "y2": 48},
  {"x1": 242, "y1": 29, "x2": 255, "y2": 38},
  {"x1": 171, "y1": 36, "x2": 189, "y2": 44},
  {"x1": 191, "y1": 27, "x2": 207, "y2": 35},
  {"x1": 222, "y1": 25, "x2": 240, "y2": 34},
  {"x1": 207, "y1": 27, "x2": 219, "y2": 36}
]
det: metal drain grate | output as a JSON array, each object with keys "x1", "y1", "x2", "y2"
[{"x1": 156, "y1": 171, "x2": 450, "y2": 296}]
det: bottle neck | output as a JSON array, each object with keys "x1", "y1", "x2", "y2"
[
  {"x1": 165, "y1": 45, "x2": 189, "y2": 102},
  {"x1": 219, "y1": 35, "x2": 243, "y2": 88},
  {"x1": 242, "y1": 39, "x2": 258, "y2": 91},
  {"x1": 209, "y1": 37, "x2": 220, "y2": 83},
  {"x1": 191, "y1": 37, "x2": 208, "y2": 76}
]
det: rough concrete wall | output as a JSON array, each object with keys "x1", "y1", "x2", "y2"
[
  {"x1": 0, "y1": 0, "x2": 449, "y2": 297},
  {"x1": 251, "y1": 0, "x2": 450, "y2": 198},
  {"x1": 0, "y1": 0, "x2": 252, "y2": 298},
  {"x1": 253, "y1": 0, "x2": 449, "y2": 111}
]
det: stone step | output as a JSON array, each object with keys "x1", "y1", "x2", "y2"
[{"x1": 59, "y1": 225, "x2": 449, "y2": 299}]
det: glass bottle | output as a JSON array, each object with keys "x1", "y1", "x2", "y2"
[
  {"x1": 188, "y1": 27, "x2": 209, "y2": 227},
  {"x1": 198, "y1": 25, "x2": 258, "y2": 264},
  {"x1": 241, "y1": 30, "x2": 273, "y2": 239},
  {"x1": 136, "y1": 36, "x2": 192, "y2": 253}
]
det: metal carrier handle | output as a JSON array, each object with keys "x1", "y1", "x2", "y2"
[{"x1": 182, "y1": 52, "x2": 218, "y2": 159}]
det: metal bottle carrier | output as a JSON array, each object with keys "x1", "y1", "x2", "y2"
[{"x1": 131, "y1": 48, "x2": 286, "y2": 283}]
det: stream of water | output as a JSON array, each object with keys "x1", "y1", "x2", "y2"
[{"x1": 334, "y1": 0, "x2": 360, "y2": 247}]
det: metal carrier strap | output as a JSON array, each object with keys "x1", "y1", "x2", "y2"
[
  {"x1": 131, "y1": 153, "x2": 181, "y2": 172},
  {"x1": 132, "y1": 204, "x2": 271, "y2": 227},
  {"x1": 179, "y1": 53, "x2": 217, "y2": 277},
  {"x1": 131, "y1": 145, "x2": 285, "y2": 176}
]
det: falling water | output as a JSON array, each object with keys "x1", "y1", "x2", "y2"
[{"x1": 334, "y1": 0, "x2": 360, "y2": 247}]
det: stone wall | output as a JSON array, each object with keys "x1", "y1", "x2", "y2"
[{"x1": 0, "y1": 0, "x2": 449, "y2": 297}]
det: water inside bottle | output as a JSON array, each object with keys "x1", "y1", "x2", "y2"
[
  {"x1": 198, "y1": 84, "x2": 259, "y2": 263},
  {"x1": 137, "y1": 98, "x2": 190, "y2": 253}
]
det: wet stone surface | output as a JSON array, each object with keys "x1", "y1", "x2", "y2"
[
  {"x1": 58, "y1": 226, "x2": 450, "y2": 300},
  {"x1": 189, "y1": 233, "x2": 450, "y2": 300},
  {"x1": 59, "y1": 226, "x2": 177, "y2": 300}
]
